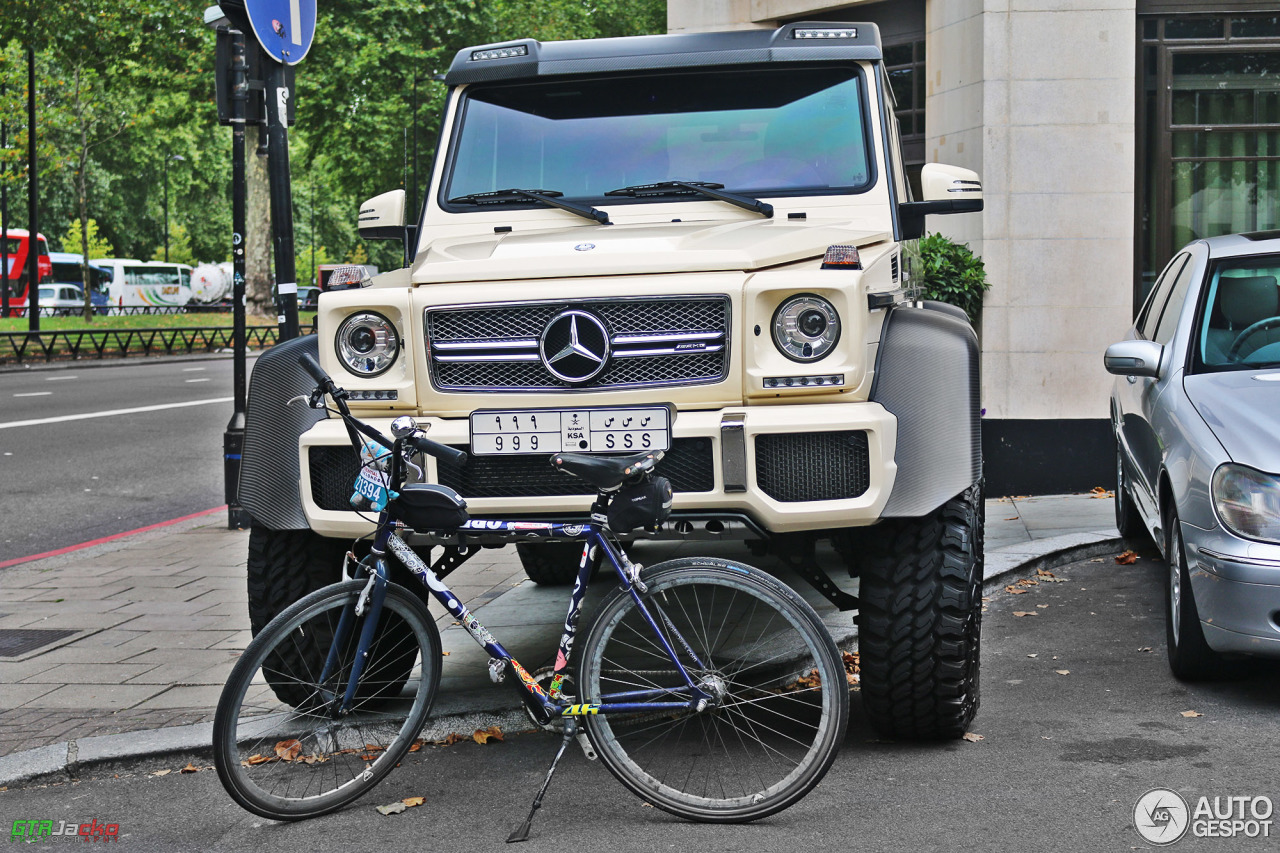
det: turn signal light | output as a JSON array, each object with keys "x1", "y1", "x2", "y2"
[{"x1": 821, "y1": 245, "x2": 861, "y2": 269}]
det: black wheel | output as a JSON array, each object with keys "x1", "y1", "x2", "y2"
[
  {"x1": 516, "y1": 541, "x2": 590, "y2": 585},
  {"x1": 1114, "y1": 437, "x2": 1146, "y2": 543},
  {"x1": 1164, "y1": 507, "x2": 1227, "y2": 681},
  {"x1": 578, "y1": 557, "x2": 848, "y2": 823},
  {"x1": 857, "y1": 484, "x2": 983, "y2": 740},
  {"x1": 247, "y1": 526, "x2": 354, "y2": 707},
  {"x1": 214, "y1": 580, "x2": 441, "y2": 821}
]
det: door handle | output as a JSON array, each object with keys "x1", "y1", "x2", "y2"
[{"x1": 1126, "y1": 375, "x2": 1136, "y2": 384}]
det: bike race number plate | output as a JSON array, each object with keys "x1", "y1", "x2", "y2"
[{"x1": 470, "y1": 406, "x2": 671, "y2": 456}]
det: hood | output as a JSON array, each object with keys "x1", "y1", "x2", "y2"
[
  {"x1": 413, "y1": 218, "x2": 889, "y2": 284},
  {"x1": 1184, "y1": 370, "x2": 1280, "y2": 472}
]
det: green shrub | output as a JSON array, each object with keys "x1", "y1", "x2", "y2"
[{"x1": 916, "y1": 232, "x2": 989, "y2": 325}]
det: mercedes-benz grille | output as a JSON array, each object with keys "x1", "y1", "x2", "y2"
[{"x1": 426, "y1": 296, "x2": 730, "y2": 391}]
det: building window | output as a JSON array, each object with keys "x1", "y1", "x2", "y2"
[{"x1": 1137, "y1": 14, "x2": 1280, "y2": 306}]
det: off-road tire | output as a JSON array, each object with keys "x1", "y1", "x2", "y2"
[
  {"x1": 246, "y1": 525, "x2": 416, "y2": 707},
  {"x1": 857, "y1": 484, "x2": 983, "y2": 740},
  {"x1": 516, "y1": 541, "x2": 591, "y2": 586}
]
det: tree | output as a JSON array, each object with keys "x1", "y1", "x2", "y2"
[
  {"x1": 60, "y1": 216, "x2": 113, "y2": 258},
  {"x1": 151, "y1": 221, "x2": 194, "y2": 266}
]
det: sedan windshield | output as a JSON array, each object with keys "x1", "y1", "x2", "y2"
[
  {"x1": 1197, "y1": 255, "x2": 1280, "y2": 370},
  {"x1": 444, "y1": 65, "x2": 872, "y2": 205}
]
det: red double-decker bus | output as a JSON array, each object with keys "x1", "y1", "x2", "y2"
[{"x1": 2, "y1": 229, "x2": 53, "y2": 314}]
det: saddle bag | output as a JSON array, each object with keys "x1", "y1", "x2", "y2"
[
  {"x1": 607, "y1": 476, "x2": 673, "y2": 533},
  {"x1": 392, "y1": 483, "x2": 469, "y2": 530}
]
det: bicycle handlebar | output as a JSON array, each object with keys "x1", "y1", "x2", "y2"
[{"x1": 298, "y1": 353, "x2": 468, "y2": 467}]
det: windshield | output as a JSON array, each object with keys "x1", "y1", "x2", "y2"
[
  {"x1": 444, "y1": 65, "x2": 872, "y2": 206},
  {"x1": 1196, "y1": 255, "x2": 1280, "y2": 371}
]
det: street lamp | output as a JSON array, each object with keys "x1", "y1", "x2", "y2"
[{"x1": 163, "y1": 153, "x2": 185, "y2": 263}]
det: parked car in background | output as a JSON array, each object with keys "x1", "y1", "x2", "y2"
[
  {"x1": 1106, "y1": 231, "x2": 1280, "y2": 679},
  {"x1": 298, "y1": 285, "x2": 321, "y2": 311},
  {"x1": 38, "y1": 284, "x2": 87, "y2": 316},
  {"x1": 48, "y1": 251, "x2": 111, "y2": 314}
]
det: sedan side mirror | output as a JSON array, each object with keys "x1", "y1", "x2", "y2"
[{"x1": 1104, "y1": 339, "x2": 1163, "y2": 378}]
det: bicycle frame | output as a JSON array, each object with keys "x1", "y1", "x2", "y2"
[{"x1": 328, "y1": 510, "x2": 713, "y2": 726}]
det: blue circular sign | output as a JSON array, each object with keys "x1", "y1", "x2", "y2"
[{"x1": 243, "y1": 0, "x2": 317, "y2": 65}]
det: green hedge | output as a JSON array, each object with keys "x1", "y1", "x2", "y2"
[{"x1": 917, "y1": 233, "x2": 989, "y2": 325}]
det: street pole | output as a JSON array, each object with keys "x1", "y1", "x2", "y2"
[
  {"x1": 1, "y1": 81, "x2": 8, "y2": 320},
  {"x1": 263, "y1": 60, "x2": 298, "y2": 340},
  {"x1": 225, "y1": 28, "x2": 251, "y2": 530},
  {"x1": 26, "y1": 45, "x2": 38, "y2": 333}
]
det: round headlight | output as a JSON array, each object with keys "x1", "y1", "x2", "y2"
[
  {"x1": 1211, "y1": 463, "x2": 1280, "y2": 543},
  {"x1": 336, "y1": 311, "x2": 399, "y2": 377},
  {"x1": 772, "y1": 294, "x2": 840, "y2": 362}
]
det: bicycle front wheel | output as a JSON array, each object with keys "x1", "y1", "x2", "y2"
[
  {"x1": 579, "y1": 557, "x2": 848, "y2": 822},
  {"x1": 214, "y1": 580, "x2": 441, "y2": 820}
]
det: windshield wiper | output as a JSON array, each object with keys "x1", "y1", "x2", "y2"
[
  {"x1": 447, "y1": 188, "x2": 611, "y2": 225},
  {"x1": 605, "y1": 180, "x2": 773, "y2": 218}
]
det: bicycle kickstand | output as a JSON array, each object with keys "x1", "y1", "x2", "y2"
[{"x1": 507, "y1": 717, "x2": 577, "y2": 843}]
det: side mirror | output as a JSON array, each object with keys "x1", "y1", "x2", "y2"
[
  {"x1": 899, "y1": 163, "x2": 984, "y2": 240},
  {"x1": 1104, "y1": 340, "x2": 1163, "y2": 378},
  {"x1": 358, "y1": 189, "x2": 406, "y2": 240}
]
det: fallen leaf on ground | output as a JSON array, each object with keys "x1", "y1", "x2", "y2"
[
  {"x1": 151, "y1": 769, "x2": 171, "y2": 777},
  {"x1": 1005, "y1": 585, "x2": 1029, "y2": 595},
  {"x1": 180, "y1": 763, "x2": 200, "y2": 774},
  {"x1": 1036, "y1": 569, "x2": 1068, "y2": 582},
  {"x1": 435, "y1": 733, "x2": 467, "y2": 746},
  {"x1": 1013, "y1": 611, "x2": 1038, "y2": 617},
  {"x1": 1090, "y1": 486, "x2": 1113, "y2": 499},
  {"x1": 1016, "y1": 578, "x2": 1039, "y2": 587},
  {"x1": 242, "y1": 754, "x2": 276, "y2": 767},
  {"x1": 1181, "y1": 710, "x2": 1203, "y2": 718},
  {"x1": 408, "y1": 740, "x2": 425, "y2": 753},
  {"x1": 376, "y1": 802, "x2": 407, "y2": 816},
  {"x1": 275, "y1": 740, "x2": 302, "y2": 762},
  {"x1": 1055, "y1": 670, "x2": 1070, "y2": 675},
  {"x1": 1036, "y1": 604, "x2": 1049, "y2": 609},
  {"x1": 962, "y1": 732, "x2": 984, "y2": 742},
  {"x1": 401, "y1": 796, "x2": 425, "y2": 808},
  {"x1": 1115, "y1": 550, "x2": 1139, "y2": 565},
  {"x1": 1138, "y1": 647, "x2": 1153, "y2": 653},
  {"x1": 1089, "y1": 558, "x2": 1104, "y2": 563},
  {"x1": 473, "y1": 726, "x2": 504, "y2": 745},
  {"x1": 1004, "y1": 517, "x2": 1019, "y2": 521},
  {"x1": 441, "y1": 651, "x2": 450, "y2": 656},
  {"x1": 1027, "y1": 654, "x2": 1038, "y2": 658},
  {"x1": 981, "y1": 597, "x2": 992, "y2": 602},
  {"x1": 843, "y1": 652, "x2": 860, "y2": 686}
]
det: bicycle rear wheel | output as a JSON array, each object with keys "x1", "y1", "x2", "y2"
[
  {"x1": 214, "y1": 580, "x2": 441, "y2": 820},
  {"x1": 579, "y1": 557, "x2": 848, "y2": 822}
]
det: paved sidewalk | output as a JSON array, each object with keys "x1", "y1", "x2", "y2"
[{"x1": 0, "y1": 492, "x2": 1123, "y2": 784}]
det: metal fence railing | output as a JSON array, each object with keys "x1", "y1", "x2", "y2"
[
  {"x1": 3, "y1": 305, "x2": 236, "y2": 318},
  {"x1": 0, "y1": 326, "x2": 305, "y2": 364}
]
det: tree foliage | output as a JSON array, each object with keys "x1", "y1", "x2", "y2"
[
  {"x1": 60, "y1": 217, "x2": 114, "y2": 258},
  {"x1": 0, "y1": 1, "x2": 665, "y2": 276},
  {"x1": 916, "y1": 233, "x2": 990, "y2": 325}
]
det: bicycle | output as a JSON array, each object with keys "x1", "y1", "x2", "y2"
[{"x1": 213, "y1": 353, "x2": 849, "y2": 839}]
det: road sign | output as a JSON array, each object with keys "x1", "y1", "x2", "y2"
[{"x1": 242, "y1": 0, "x2": 316, "y2": 65}]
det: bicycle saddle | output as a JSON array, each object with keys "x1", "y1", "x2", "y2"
[{"x1": 552, "y1": 449, "x2": 664, "y2": 491}]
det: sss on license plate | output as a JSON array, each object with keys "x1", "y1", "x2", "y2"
[{"x1": 470, "y1": 407, "x2": 671, "y2": 455}]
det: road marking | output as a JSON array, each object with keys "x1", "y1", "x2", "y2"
[
  {"x1": 185, "y1": 378, "x2": 211, "y2": 383},
  {"x1": 13, "y1": 391, "x2": 52, "y2": 397},
  {"x1": 182, "y1": 367, "x2": 206, "y2": 372},
  {"x1": 45, "y1": 375, "x2": 78, "y2": 381},
  {"x1": 0, "y1": 505, "x2": 227, "y2": 570},
  {"x1": 0, "y1": 397, "x2": 234, "y2": 430}
]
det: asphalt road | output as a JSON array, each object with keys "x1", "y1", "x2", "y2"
[
  {"x1": 0, "y1": 356, "x2": 253, "y2": 564},
  {"x1": 5, "y1": 554, "x2": 1278, "y2": 851}
]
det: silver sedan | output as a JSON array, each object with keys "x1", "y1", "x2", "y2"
[{"x1": 1106, "y1": 231, "x2": 1280, "y2": 679}]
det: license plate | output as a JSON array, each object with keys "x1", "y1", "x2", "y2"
[{"x1": 470, "y1": 407, "x2": 671, "y2": 456}]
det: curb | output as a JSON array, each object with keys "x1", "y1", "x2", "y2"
[{"x1": 0, "y1": 529, "x2": 1125, "y2": 789}]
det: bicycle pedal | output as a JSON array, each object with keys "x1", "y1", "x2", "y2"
[{"x1": 576, "y1": 732, "x2": 597, "y2": 761}]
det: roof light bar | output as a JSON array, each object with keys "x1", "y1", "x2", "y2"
[
  {"x1": 471, "y1": 45, "x2": 529, "y2": 61},
  {"x1": 792, "y1": 28, "x2": 858, "y2": 40}
]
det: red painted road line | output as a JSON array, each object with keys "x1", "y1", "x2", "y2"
[{"x1": 0, "y1": 505, "x2": 228, "y2": 570}]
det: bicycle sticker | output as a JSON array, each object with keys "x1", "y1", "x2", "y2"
[{"x1": 350, "y1": 440, "x2": 395, "y2": 511}]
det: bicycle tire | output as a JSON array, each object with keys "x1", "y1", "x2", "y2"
[
  {"x1": 214, "y1": 580, "x2": 441, "y2": 820},
  {"x1": 578, "y1": 557, "x2": 848, "y2": 822}
]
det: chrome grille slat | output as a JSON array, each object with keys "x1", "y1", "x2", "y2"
[{"x1": 426, "y1": 296, "x2": 730, "y2": 391}]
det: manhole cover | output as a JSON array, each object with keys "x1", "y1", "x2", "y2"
[{"x1": 0, "y1": 628, "x2": 78, "y2": 657}]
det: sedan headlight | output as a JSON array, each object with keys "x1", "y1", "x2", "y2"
[
  {"x1": 1211, "y1": 463, "x2": 1280, "y2": 543},
  {"x1": 336, "y1": 311, "x2": 400, "y2": 377},
  {"x1": 772, "y1": 294, "x2": 840, "y2": 362}
]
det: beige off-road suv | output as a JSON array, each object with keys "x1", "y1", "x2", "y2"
[{"x1": 238, "y1": 21, "x2": 985, "y2": 739}]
